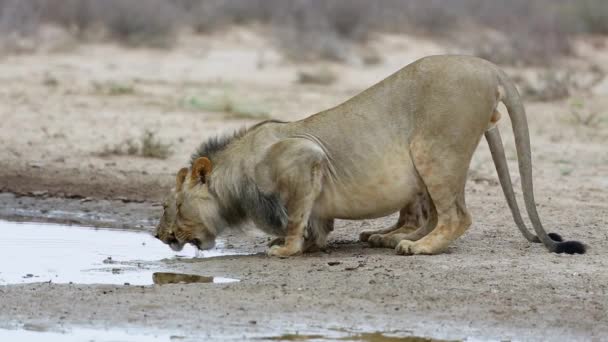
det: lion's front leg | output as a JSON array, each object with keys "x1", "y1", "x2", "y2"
[
  {"x1": 267, "y1": 169, "x2": 323, "y2": 257},
  {"x1": 267, "y1": 236, "x2": 284, "y2": 247},
  {"x1": 267, "y1": 219, "x2": 331, "y2": 253},
  {"x1": 259, "y1": 138, "x2": 327, "y2": 257}
]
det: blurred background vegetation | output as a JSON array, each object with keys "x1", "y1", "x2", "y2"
[{"x1": 1, "y1": 0, "x2": 607, "y2": 66}]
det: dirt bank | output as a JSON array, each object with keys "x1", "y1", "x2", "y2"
[{"x1": 1, "y1": 179, "x2": 606, "y2": 341}]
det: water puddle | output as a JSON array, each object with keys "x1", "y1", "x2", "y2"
[
  {"x1": 152, "y1": 272, "x2": 238, "y2": 285},
  {"x1": 0, "y1": 326, "x2": 176, "y2": 342},
  {"x1": 260, "y1": 332, "x2": 453, "y2": 342},
  {"x1": 0, "y1": 327, "x2": 458, "y2": 342},
  {"x1": 0, "y1": 220, "x2": 240, "y2": 286}
]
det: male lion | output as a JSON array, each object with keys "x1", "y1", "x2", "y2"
[{"x1": 156, "y1": 55, "x2": 585, "y2": 257}]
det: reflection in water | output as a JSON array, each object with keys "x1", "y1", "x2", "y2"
[
  {"x1": 0, "y1": 329, "x2": 455, "y2": 342},
  {"x1": 152, "y1": 272, "x2": 239, "y2": 285},
  {"x1": 337, "y1": 332, "x2": 452, "y2": 342},
  {"x1": 0, "y1": 220, "x2": 241, "y2": 285},
  {"x1": 260, "y1": 332, "x2": 454, "y2": 342}
]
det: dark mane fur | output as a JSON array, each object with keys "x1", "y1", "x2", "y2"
[
  {"x1": 190, "y1": 128, "x2": 248, "y2": 165},
  {"x1": 216, "y1": 179, "x2": 288, "y2": 236},
  {"x1": 190, "y1": 120, "x2": 286, "y2": 165},
  {"x1": 190, "y1": 119, "x2": 289, "y2": 236}
]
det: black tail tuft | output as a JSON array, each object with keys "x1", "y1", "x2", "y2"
[
  {"x1": 554, "y1": 240, "x2": 586, "y2": 254},
  {"x1": 531, "y1": 233, "x2": 562, "y2": 243}
]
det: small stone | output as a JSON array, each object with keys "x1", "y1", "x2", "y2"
[{"x1": 327, "y1": 261, "x2": 341, "y2": 266}]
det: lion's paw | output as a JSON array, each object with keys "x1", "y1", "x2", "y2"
[
  {"x1": 267, "y1": 237, "x2": 285, "y2": 247},
  {"x1": 359, "y1": 231, "x2": 374, "y2": 242},
  {"x1": 267, "y1": 245, "x2": 301, "y2": 257},
  {"x1": 367, "y1": 234, "x2": 385, "y2": 248},
  {"x1": 395, "y1": 240, "x2": 431, "y2": 255}
]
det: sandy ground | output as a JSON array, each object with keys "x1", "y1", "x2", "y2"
[{"x1": 1, "y1": 29, "x2": 608, "y2": 340}]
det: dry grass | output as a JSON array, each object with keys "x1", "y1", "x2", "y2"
[
  {"x1": 1, "y1": 0, "x2": 607, "y2": 64},
  {"x1": 140, "y1": 130, "x2": 172, "y2": 159},
  {"x1": 179, "y1": 93, "x2": 271, "y2": 120},
  {"x1": 516, "y1": 71, "x2": 573, "y2": 102},
  {"x1": 297, "y1": 67, "x2": 337, "y2": 86},
  {"x1": 570, "y1": 0, "x2": 608, "y2": 35},
  {"x1": 92, "y1": 81, "x2": 136, "y2": 96},
  {"x1": 568, "y1": 99, "x2": 602, "y2": 127},
  {"x1": 99, "y1": 130, "x2": 171, "y2": 159}
]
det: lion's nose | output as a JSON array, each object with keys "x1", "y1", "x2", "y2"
[
  {"x1": 167, "y1": 232, "x2": 179, "y2": 244},
  {"x1": 191, "y1": 238, "x2": 202, "y2": 249}
]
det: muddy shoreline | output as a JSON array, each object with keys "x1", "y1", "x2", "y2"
[{"x1": 0, "y1": 189, "x2": 606, "y2": 341}]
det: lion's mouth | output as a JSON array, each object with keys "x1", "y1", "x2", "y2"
[
  {"x1": 191, "y1": 239, "x2": 202, "y2": 249},
  {"x1": 190, "y1": 238, "x2": 215, "y2": 251},
  {"x1": 168, "y1": 241, "x2": 185, "y2": 252}
]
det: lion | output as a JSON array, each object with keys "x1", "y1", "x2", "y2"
[
  {"x1": 157, "y1": 55, "x2": 585, "y2": 257},
  {"x1": 154, "y1": 123, "x2": 333, "y2": 252},
  {"x1": 154, "y1": 168, "x2": 332, "y2": 253}
]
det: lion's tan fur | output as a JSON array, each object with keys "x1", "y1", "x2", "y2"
[{"x1": 156, "y1": 55, "x2": 585, "y2": 256}]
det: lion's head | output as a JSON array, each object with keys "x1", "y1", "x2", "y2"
[
  {"x1": 154, "y1": 168, "x2": 189, "y2": 251},
  {"x1": 172, "y1": 157, "x2": 227, "y2": 251}
]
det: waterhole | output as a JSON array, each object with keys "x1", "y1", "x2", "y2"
[
  {"x1": 0, "y1": 328, "x2": 457, "y2": 342},
  {"x1": 259, "y1": 332, "x2": 456, "y2": 342},
  {"x1": 0, "y1": 326, "x2": 174, "y2": 342},
  {"x1": 152, "y1": 272, "x2": 237, "y2": 285},
  {"x1": 0, "y1": 220, "x2": 240, "y2": 285}
]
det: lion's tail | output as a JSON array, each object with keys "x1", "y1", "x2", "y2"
[
  {"x1": 495, "y1": 70, "x2": 586, "y2": 254},
  {"x1": 485, "y1": 127, "x2": 540, "y2": 243},
  {"x1": 485, "y1": 127, "x2": 567, "y2": 244}
]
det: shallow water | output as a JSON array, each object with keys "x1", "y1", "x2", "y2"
[
  {"x1": 152, "y1": 272, "x2": 237, "y2": 285},
  {"x1": 0, "y1": 327, "x2": 458, "y2": 342},
  {"x1": 0, "y1": 326, "x2": 175, "y2": 342},
  {"x1": 0, "y1": 220, "x2": 240, "y2": 285},
  {"x1": 259, "y1": 332, "x2": 455, "y2": 342}
]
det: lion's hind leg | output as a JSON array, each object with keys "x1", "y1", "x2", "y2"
[
  {"x1": 367, "y1": 191, "x2": 434, "y2": 248},
  {"x1": 360, "y1": 207, "x2": 411, "y2": 242},
  {"x1": 368, "y1": 225, "x2": 418, "y2": 248},
  {"x1": 395, "y1": 138, "x2": 474, "y2": 255}
]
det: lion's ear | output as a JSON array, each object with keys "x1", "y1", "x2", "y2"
[
  {"x1": 175, "y1": 167, "x2": 189, "y2": 192},
  {"x1": 191, "y1": 157, "x2": 213, "y2": 184}
]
